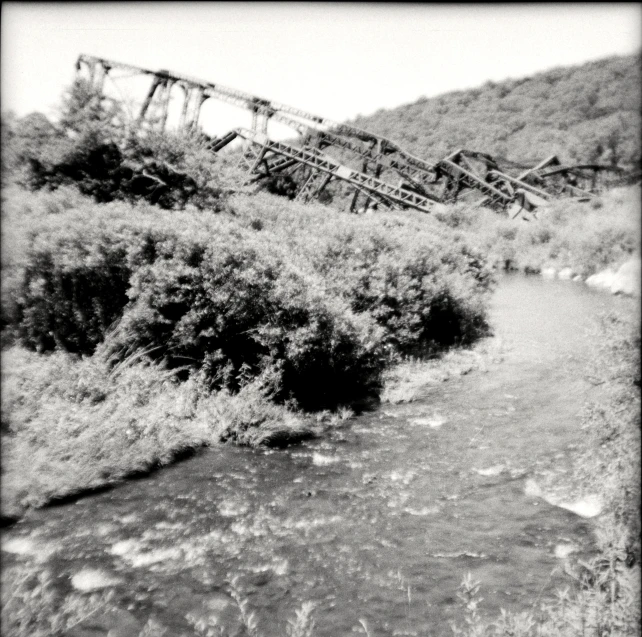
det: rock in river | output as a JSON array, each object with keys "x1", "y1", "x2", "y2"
[{"x1": 71, "y1": 567, "x2": 124, "y2": 592}]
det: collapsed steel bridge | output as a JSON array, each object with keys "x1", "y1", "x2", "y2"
[{"x1": 75, "y1": 54, "x2": 628, "y2": 218}]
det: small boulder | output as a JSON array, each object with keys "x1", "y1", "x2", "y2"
[
  {"x1": 555, "y1": 495, "x2": 603, "y2": 518},
  {"x1": 611, "y1": 258, "x2": 641, "y2": 296},
  {"x1": 71, "y1": 567, "x2": 124, "y2": 592},
  {"x1": 554, "y1": 543, "x2": 578, "y2": 559},
  {"x1": 586, "y1": 258, "x2": 640, "y2": 296},
  {"x1": 411, "y1": 416, "x2": 446, "y2": 428},
  {"x1": 475, "y1": 465, "x2": 505, "y2": 477},
  {"x1": 586, "y1": 269, "x2": 617, "y2": 291}
]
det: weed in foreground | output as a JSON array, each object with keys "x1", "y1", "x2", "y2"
[
  {"x1": 450, "y1": 541, "x2": 640, "y2": 636},
  {"x1": 1, "y1": 565, "x2": 114, "y2": 637}
]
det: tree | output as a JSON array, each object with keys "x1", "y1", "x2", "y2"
[{"x1": 58, "y1": 78, "x2": 125, "y2": 140}]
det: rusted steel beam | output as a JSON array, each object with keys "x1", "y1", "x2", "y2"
[
  {"x1": 486, "y1": 170, "x2": 552, "y2": 200},
  {"x1": 75, "y1": 55, "x2": 438, "y2": 183},
  {"x1": 436, "y1": 158, "x2": 513, "y2": 206},
  {"x1": 209, "y1": 131, "x2": 238, "y2": 152},
  {"x1": 235, "y1": 128, "x2": 445, "y2": 214}
]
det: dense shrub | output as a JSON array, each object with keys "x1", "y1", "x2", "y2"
[
  {"x1": 438, "y1": 186, "x2": 641, "y2": 277},
  {"x1": 109, "y1": 226, "x2": 386, "y2": 408},
  {"x1": 9, "y1": 208, "x2": 133, "y2": 353},
  {"x1": 3, "y1": 188, "x2": 493, "y2": 408},
  {"x1": 2, "y1": 80, "x2": 229, "y2": 211},
  {"x1": 14, "y1": 127, "x2": 226, "y2": 210},
  {"x1": 228, "y1": 194, "x2": 493, "y2": 357}
]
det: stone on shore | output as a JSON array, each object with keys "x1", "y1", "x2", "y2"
[{"x1": 586, "y1": 257, "x2": 640, "y2": 297}]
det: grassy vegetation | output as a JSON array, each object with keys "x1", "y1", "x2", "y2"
[
  {"x1": 380, "y1": 338, "x2": 506, "y2": 404},
  {"x1": 0, "y1": 181, "x2": 494, "y2": 519},
  {"x1": 1, "y1": 563, "x2": 318, "y2": 637},
  {"x1": 3, "y1": 307, "x2": 639, "y2": 636},
  {"x1": 579, "y1": 311, "x2": 641, "y2": 562},
  {"x1": 1, "y1": 564, "x2": 116, "y2": 637},
  {"x1": 2, "y1": 185, "x2": 491, "y2": 390},
  {"x1": 2, "y1": 187, "x2": 638, "y2": 634},
  {"x1": 0, "y1": 343, "x2": 320, "y2": 520},
  {"x1": 1, "y1": 79, "x2": 235, "y2": 210},
  {"x1": 434, "y1": 186, "x2": 641, "y2": 278},
  {"x1": 2, "y1": 177, "x2": 639, "y2": 520}
]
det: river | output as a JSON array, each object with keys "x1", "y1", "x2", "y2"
[{"x1": 1, "y1": 274, "x2": 634, "y2": 637}]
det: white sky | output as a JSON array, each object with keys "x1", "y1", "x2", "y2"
[{"x1": 2, "y1": 2, "x2": 640, "y2": 140}]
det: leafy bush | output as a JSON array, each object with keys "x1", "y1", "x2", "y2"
[
  {"x1": 107, "y1": 224, "x2": 386, "y2": 408},
  {"x1": 228, "y1": 193, "x2": 493, "y2": 358},
  {"x1": 3, "y1": 188, "x2": 493, "y2": 409},
  {"x1": 448, "y1": 186, "x2": 641, "y2": 277},
  {"x1": 11, "y1": 208, "x2": 132, "y2": 353}
]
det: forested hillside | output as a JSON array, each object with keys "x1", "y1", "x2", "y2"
[{"x1": 350, "y1": 54, "x2": 641, "y2": 169}]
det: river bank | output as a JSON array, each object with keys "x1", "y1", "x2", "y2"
[{"x1": 0, "y1": 326, "x2": 502, "y2": 526}]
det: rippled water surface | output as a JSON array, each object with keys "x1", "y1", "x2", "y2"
[{"x1": 2, "y1": 275, "x2": 633, "y2": 636}]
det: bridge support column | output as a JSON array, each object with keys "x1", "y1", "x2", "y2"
[
  {"x1": 178, "y1": 84, "x2": 190, "y2": 131},
  {"x1": 95, "y1": 62, "x2": 110, "y2": 94},
  {"x1": 188, "y1": 89, "x2": 208, "y2": 131},
  {"x1": 138, "y1": 77, "x2": 162, "y2": 127},
  {"x1": 158, "y1": 80, "x2": 175, "y2": 131}
]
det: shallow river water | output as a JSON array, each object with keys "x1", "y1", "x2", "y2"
[{"x1": 2, "y1": 275, "x2": 634, "y2": 637}]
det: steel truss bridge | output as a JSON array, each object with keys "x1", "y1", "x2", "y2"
[{"x1": 76, "y1": 54, "x2": 629, "y2": 218}]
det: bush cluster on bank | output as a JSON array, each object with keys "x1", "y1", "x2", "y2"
[
  {"x1": 1, "y1": 79, "x2": 233, "y2": 211},
  {"x1": 0, "y1": 343, "x2": 319, "y2": 519},
  {"x1": 2, "y1": 186, "x2": 492, "y2": 410}
]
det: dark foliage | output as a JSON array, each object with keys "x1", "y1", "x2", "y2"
[{"x1": 2, "y1": 80, "x2": 224, "y2": 210}]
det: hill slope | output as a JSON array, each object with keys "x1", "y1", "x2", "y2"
[{"x1": 349, "y1": 54, "x2": 641, "y2": 169}]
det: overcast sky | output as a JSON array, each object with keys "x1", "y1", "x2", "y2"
[{"x1": 2, "y1": 2, "x2": 640, "y2": 138}]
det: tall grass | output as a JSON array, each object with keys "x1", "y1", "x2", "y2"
[
  {"x1": 0, "y1": 344, "x2": 317, "y2": 519},
  {"x1": 435, "y1": 186, "x2": 641, "y2": 278},
  {"x1": 1, "y1": 562, "x2": 318, "y2": 637},
  {"x1": 1, "y1": 564, "x2": 115, "y2": 637}
]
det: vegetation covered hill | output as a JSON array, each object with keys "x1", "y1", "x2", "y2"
[{"x1": 350, "y1": 54, "x2": 641, "y2": 168}]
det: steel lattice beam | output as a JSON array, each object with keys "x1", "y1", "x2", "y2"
[{"x1": 234, "y1": 129, "x2": 445, "y2": 214}]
